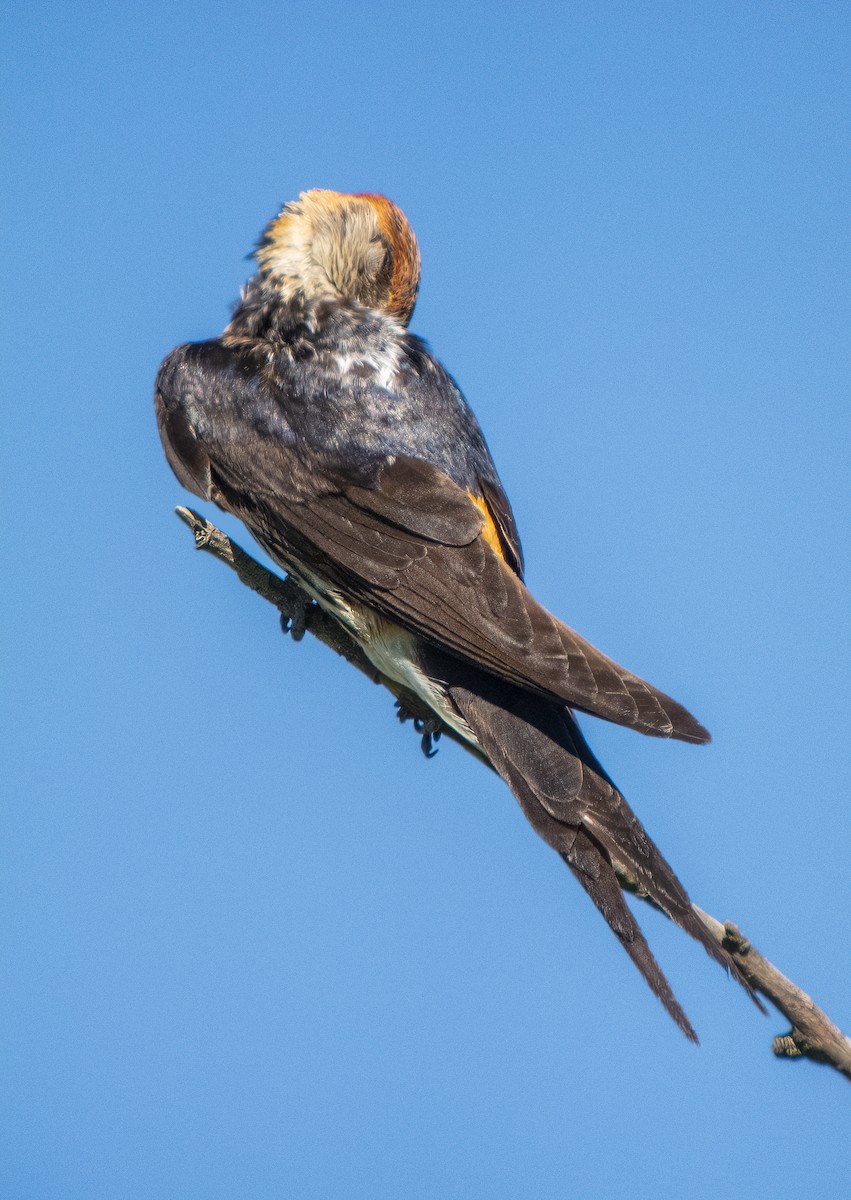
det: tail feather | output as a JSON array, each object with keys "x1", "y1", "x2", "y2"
[
  {"x1": 562, "y1": 714, "x2": 765, "y2": 1010},
  {"x1": 429, "y1": 650, "x2": 760, "y2": 1038},
  {"x1": 565, "y1": 827, "x2": 698, "y2": 1041}
]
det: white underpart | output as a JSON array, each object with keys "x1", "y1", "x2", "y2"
[
  {"x1": 278, "y1": 556, "x2": 479, "y2": 749},
  {"x1": 362, "y1": 621, "x2": 479, "y2": 748}
]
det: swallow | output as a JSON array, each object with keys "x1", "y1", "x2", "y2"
[{"x1": 156, "y1": 189, "x2": 757, "y2": 1039}]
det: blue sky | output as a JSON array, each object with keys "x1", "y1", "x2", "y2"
[{"x1": 3, "y1": 2, "x2": 849, "y2": 1196}]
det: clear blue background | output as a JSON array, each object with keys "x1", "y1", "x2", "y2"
[{"x1": 3, "y1": 2, "x2": 849, "y2": 1196}]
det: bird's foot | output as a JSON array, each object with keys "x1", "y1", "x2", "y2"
[
  {"x1": 280, "y1": 587, "x2": 314, "y2": 642},
  {"x1": 396, "y1": 702, "x2": 443, "y2": 758},
  {"x1": 415, "y1": 718, "x2": 442, "y2": 759}
]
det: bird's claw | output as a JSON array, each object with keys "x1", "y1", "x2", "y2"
[
  {"x1": 396, "y1": 702, "x2": 443, "y2": 758},
  {"x1": 414, "y1": 716, "x2": 442, "y2": 758},
  {"x1": 280, "y1": 589, "x2": 314, "y2": 642}
]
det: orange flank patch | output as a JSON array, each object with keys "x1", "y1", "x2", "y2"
[{"x1": 468, "y1": 492, "x2": 507, "y2": 561}]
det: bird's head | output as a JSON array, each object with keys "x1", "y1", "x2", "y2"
[{"x1": 255, "y1": 189, "x2": 421, "y2": 326}]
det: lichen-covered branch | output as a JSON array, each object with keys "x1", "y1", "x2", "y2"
[{"x1": 174, "y1": 505, "x2": 851, "y2": 1082}]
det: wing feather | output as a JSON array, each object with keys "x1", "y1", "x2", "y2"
[{"x1": 156, "y1": 340, "x2": 709, "y2": 743}]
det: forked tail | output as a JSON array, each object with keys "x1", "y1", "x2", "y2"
[{"x1": 429, "y1": 651, "x2": 762, "y2": 1039}]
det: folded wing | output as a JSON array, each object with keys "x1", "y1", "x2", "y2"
[{"x1": 156, "y1": 340, "x2": 710, "y2": 743}]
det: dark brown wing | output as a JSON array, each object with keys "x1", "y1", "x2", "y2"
[
  {"x1": 214, "y1": 472, "x2": 707, "y2": 744},
  {"x1": 156, "y1": 344, "x2": 709, "y2": 743},
  {"x1": 274, "y1": 467, "x2": 707, "y2": 742}
]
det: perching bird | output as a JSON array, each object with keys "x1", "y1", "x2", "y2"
[{"x1": 156, "y1": 188, "x2": 755, "y2": 1040}]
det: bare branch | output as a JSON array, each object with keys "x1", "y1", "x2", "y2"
[
  {"x1": 174, "y1": 506, "x2": 851, "y2": 1081},
  {"x1": 696, "y1": 912, "x2": 851, "y2": 1079},
  {"x1": 174, "y1": 508, "x2": 493, "y2": 767},
  {"x1": 175, "y1": 506, "x2": 380, "y2": 678}
]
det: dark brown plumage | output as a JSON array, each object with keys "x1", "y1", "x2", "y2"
[{"x1": 156, "y1": 189, "x2": 759, "y2": 1039}]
